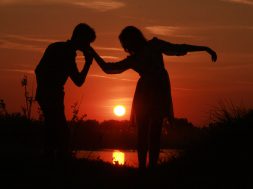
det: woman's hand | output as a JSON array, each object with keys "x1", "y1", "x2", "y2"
[{"x1": 206, "y1": 47, "x2": 217, "y2": 62}]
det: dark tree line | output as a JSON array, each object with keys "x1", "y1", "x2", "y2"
[
  {"x1": 1, "y1": 103, "x2": 252, "y2": 153},
  {"x1": 0, "y1": 112, "x2": 201, "y2": 151}
]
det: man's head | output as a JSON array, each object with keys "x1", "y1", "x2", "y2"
[{"x1": 71, "y1": 23, "x2": 96, "y2": 51}]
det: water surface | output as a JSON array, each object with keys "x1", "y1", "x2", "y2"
[{"x1": 75, "y1": 149, "x2": 180, "y2": 167}]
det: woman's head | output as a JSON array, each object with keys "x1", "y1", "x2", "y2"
[{"x1": 119, "y1": 26, "x2": 147, "y2": 55}]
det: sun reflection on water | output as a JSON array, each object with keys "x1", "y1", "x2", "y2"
[{"x1": 112, "y1": 150, "x2": 125, "y2": 165}]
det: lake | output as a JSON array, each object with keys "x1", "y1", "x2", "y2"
[{"x1": 75, "y1": 149, "x2": 180, "y2": 168}]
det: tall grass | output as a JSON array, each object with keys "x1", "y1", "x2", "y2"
[
  {"x1": 21, "y1": 75, "x2": 35, "y2": 120},
  {"x1": 209, "y1": 100, "x2": 250, "y2": 127}
]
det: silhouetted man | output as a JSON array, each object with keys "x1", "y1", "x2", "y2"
[{"x1": 35, "y1": 23, "x2": 96, "y2": 162}]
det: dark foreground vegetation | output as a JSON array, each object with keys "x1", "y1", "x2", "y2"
[{"x1": 0, "y1": 104, "x2": 252, "y2": 188}]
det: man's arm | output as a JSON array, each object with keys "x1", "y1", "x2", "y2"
[{"x1": 69, "y1": 53, "x2": 92, "y2": 87}]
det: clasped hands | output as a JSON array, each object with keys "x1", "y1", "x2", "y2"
[{"x1": 81, "y1": 46, "x2": 95, "y2": 65}]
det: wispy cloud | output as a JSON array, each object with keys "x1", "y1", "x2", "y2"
[
  {"x1": 0, "y1": 34, "x2": 58, "y2": 52},
  {"x1": 100, "y1": 56, "x2": 120, "y2": 60},
  {"x1": 89, "y1": 74, "x2": 136, "y2": 82},
  {"x1": 0, "y1": 0, "x2": 126, "y2": 12},
  {"x1": 145, "y1": 26, "x2": 180, "y2": 36},
  {"x1": 145, "y1": 26, "x2": 196, "y2": 38},
  {"x1": 0, "y1": 39, "x2": 43, "y2": 52},
  {"x1": 5, "y1": 34, "x2": 55, "y2": 43},
  {"x1": 145, "y1": 25, "x2": 253, "y2": 38},
  {"x1": 221, "y1": 0, "x2": 253, "y2": 6},
  {"x1": 0, "y1": 0, "x2": 52, "y2": 5},
  {"x1": 0, "y1": 68, "x2": 34, "y2": 74},
  {"x1": 75, "y1": 55, "x2": 120, "y2": 64},
  {"x1": 95, "y1": 46, "x2": 123, "y2": 52},
  {"x1": 72, "y1": 0, "x2": 125, "y2": 12},
  {"x1": 208, "y1": 25, "x2": 253, "y2": 30},
  {"x1": 0, "y1": 34, "x2": 125, "y2": 54}
]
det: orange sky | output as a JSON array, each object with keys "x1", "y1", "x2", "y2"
[{"x1": 0, "y1": 0, "x2": 253, "y2": 126}]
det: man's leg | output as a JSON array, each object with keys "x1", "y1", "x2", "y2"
[
  {"x1": 38, "y1": 100, "x2": 56, "y2": 162},
  {"x1": 52, "y1": 99, "x2": 71, "y2": 161}
]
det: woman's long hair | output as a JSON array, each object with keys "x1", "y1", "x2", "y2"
[{"x1": 119, "y1": 26, "x2": 147, "y2": 54}]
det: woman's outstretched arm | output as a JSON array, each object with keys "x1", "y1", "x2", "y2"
[
  {"x1": 89, "y1": 47, "x2": 131, "y2": 74},
  {"x1": 153, "y1": 37, "x2": 217, "y2": 62},
  {"x1": 180, "y1": 44, "x2": 217, "y2": 62}
]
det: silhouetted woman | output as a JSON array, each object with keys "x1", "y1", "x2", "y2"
[{"x1": 90, "y1": 26, "x2": 217, "y2": 169}]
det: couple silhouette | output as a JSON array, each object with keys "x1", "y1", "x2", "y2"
[{"x1": 35, "y1": 23, "x2": 217, "y2": 169}]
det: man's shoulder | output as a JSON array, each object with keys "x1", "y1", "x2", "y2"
[
  {"x1": 46, "y1": 41, "x2": 75, "y2": 54},
  {"x1": 47, "y1": 41, "x2": 68, "y2": 49}
]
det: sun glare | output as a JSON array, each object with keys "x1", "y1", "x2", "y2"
[
  {"x1": 113, "y1": 105, "x2": 126, "y2": 117},
  {"x1": 112, "y1": 150, "x2": 125, "y2": 165}
]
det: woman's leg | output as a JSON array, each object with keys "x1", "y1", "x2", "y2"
[
  {"x1": 137, "y1": 116, "x2": 149, "y2": 169},
  {"x1": 149, "y1": 117, "x2": 163, "y2": 169}
]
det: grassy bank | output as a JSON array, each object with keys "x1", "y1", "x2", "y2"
[{"x1": 0, "y1": 106, "x2": 252, "y2": 188}]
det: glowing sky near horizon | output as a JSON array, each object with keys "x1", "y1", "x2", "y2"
[{"x1": 0, "y1": 0, "x2": 253, "y2": 126}]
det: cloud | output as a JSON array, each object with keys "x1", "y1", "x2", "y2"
[
  {"x1": 145, "y1": 26, "x2": 195, "y2": 38},
  {"x1": 0, "y1": 34, "x2": 123, "y2": 54},
  {"x1": 0, "y1": 0, "x2": 48, "y2": 5},
  {"x1": 145, "y1": 25, "x2": 253, "y2": 38},
  {"x1": 0, "y1": 39, "x2": 43, "y2": 52},
  {"x1": 89, "y1": 74, "x2": 136, "y2": 82},
  {"x1": 95, "y1": 46, "x2": 123, "y2": 52},
  {"x1": 72, "y1": 0, "x2": 125, "y2": 12},
  {"x1": 221, "y1": 0, "x2": 253, "y2": 6},
  {"x1": 1, "y1": 34, "x2": 125, "y2": 53},
  {"x1": 208, "y1": 25, "x2": 253, "y2": 30},
  {"x1": 0, "y1": 0, "x2": 126, "y2": 12},
  {"x1": 5, "y1": 34, "x2": 55, "y2": 43},
  {"x1": 100, "y1": 55, "x2": 120, "y2": 60},
  {"x1": 75, "y1": 55, "x2": 120, "y2": 64},
  {"x1": 0, "y1": 34, "x2": 57, "y2": 52},
  {"x1": 0, "y1": 68, "x2": 34, "y2": 74},
  {"x1": 145, "y1": 26, "x2": 180, "y2": 36}
]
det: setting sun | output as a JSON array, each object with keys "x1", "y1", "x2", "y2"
[
  {"x1": 112, "y1": 150, "x2": 125, "y2": 165},
  {"x1": 113, "y1": 105, "x2": 126, "y2": 117}
]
